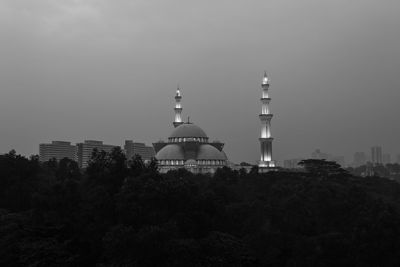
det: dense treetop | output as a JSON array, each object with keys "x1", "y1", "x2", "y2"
[{"x1": 1, "y1": 149, "x2": 400, "y2": 266}]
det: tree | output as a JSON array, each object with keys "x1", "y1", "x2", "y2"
[
  {"x1": 86, "y1": 147, "x2": 128, "y2": 194},
  {"x1": 298, "y1": 159, "x2": 349, "y2": 177},
  {"x1": 56, "y1": 158, "x2": 81, "y2": 181}
]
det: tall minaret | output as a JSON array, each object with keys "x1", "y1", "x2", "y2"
[
  {"x1": 259, "y1": 72, "x2": 275, "y2": 170},
  {"x1": 173, "y1": 86, "x2": 184, "y2": 128}
]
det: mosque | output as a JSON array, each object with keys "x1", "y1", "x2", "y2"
[
  {"x1": 153, "y1": 87, "x2": 228, "y2": 174},
  {"x1": 153, "y1": 72, "x2": 275, "y2": 174}
]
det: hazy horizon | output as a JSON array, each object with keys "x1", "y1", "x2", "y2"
[{"x1": 1, "y1": 0, "x2": 400, "y2": 164}]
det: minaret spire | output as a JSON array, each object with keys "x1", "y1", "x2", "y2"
[
  {"x1": 259, "y1": 72, "x2": 276, "y2": 171},
  {"x1": 173, "y1": 85, "x2": 184, "y2": 128}
]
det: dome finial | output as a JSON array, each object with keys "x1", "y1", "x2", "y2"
[{"x1": 262, "y1": 71, "x2": 269, "y2": 85}]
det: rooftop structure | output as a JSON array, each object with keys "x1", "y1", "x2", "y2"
[
  {"x1": 154, "y1": 88, "x2": 228, "y2": 174},
  {"x1": 77, "y1": 140, "x2": 118, "y2": 168},
  {"x1": 39, "y1": 141, "x2": 76, "y2": 162}
]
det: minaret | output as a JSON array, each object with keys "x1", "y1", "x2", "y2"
[
  {"x1": 259, "y1": 72, "x2": 276, "y2": 170},
  {"x1": 173, "y1": 86, "x2": 184, "y2": 128}
]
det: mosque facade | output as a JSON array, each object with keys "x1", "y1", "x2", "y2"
[
  {"x1": 154, "y1": 72, "x2": 276, "y2": 174},
  {"x1": 153, "y1": 87, "x2": 228, "y2": 174}
]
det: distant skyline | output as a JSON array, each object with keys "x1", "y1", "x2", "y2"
[{"x1": 1, "y1": 0, "x2": 400, "y2": 164}]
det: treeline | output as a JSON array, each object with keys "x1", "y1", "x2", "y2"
[
  {"x1": 1, "y1": 150, "x2": 400, "y2": 266},
  {"x1": 348, "y1": 163, "x2": 400, "y2": 181}
]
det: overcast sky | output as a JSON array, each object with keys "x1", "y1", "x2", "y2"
[{"x1": 0, "y1": 0, "x2": 399, "y2": 164}]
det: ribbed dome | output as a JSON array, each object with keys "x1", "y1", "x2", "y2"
[
  {"x1": 156, "y1": 144, "x2": 185, "y2": 160},
  {"x1": 197, "y1": 144, "x2": 227, "y2": 160},
  {"x1": 170, "y1": 123, "x2": 208, "y2": 138}
]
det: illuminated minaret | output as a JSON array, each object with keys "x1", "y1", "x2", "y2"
[
  {"x1": 259, "y1": 72, "x2": 276, "y2": 170},
  {"x1": 173, "y1": 86, "x2": 184, "y2": 128}
]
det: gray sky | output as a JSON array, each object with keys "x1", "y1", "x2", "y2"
[{"x1": 1, "y1": 0, "x2": 400, "y2": 164}]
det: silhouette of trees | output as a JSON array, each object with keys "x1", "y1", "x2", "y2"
[
  {"x1": 298, "y1": 159, "x2": 349, "y2": 177},
  {"x1": 1, "y1": 151, "x2": 400, "y2": 266}
]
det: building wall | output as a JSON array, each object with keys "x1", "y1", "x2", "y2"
[
  {"x1": 158, "y1": 164, "x2": 224, "y2": 174},
  {"x1": 283, "y1": 158, "x2": 303, "y2": 169},
  {"x1": 157, "y1": 159, "x2": 227, "y2": 174},
  {"x1": 39, "y1": 141, "x2": 76, "y2": 162},
  {"x1": 311, "y1": 149, "x2": 345, "y2": 167},
  {"x1": 353, "y1": 152, "x2": 367, "y2": 167},
  {"x1": 371, "y1": 146, "x2": 383, "y2": 165},
  {"x1": 383, "y1": 153, "x2": 392, "y2": 165},
  {"x1": 124, "y1": 140, "x2": 155, "y2": 161},
  {"x1": 77, "y1": 140, "x2": 118, "y2": 168}
]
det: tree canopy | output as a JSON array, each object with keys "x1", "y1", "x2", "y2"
[{"x1": 1, "y1": 150, "x2": 400, "y2": 266}]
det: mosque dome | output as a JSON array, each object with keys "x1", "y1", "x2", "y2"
[
  {"x1": 154, "y1": 89, "x2": 229, "y2": 174},
  {"x1": 156, "y1": 144, "x2": 185, "y2": 160},
  {"x1": 169, "y1": 123, "x2": 208, "y2": 139},
  {"x1": 197, "y1": 144, "x2": 227, "y2": 160}
]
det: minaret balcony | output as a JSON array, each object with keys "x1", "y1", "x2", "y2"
[
  {"x1": 259, "y1": 114, "x2": 273, "y2": 120},
  {"x1": 259, "y1": 137, "x2": 274, "y2": 142}
]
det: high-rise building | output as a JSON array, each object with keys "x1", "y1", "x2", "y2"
[
  {"x1": 39, "y1": 141, "x2": 76, "y2": 162},
  {"x1": 331, "y1": 156, "x2": 345, "y2": 167},
  {"x1": 311, "y1": 149, "x2": 329, "y2": 160},
  {"x1": 77, "y1": 140, "x2": 118, "y2": 168},
  {"x1": 371, "y1": 146, "x2": 383, "y2": 165},
  {"x1": 383, "y1": 153, "x2": 391, "y2": 165},
  {"x1": 124, "y1": 140, "x2": 155, "y2": 162},
  {"x1": 283, "y1": 158, "x2": 303, "y2": 169},
  {"x1": 353, "y1": 152, "x2": 367, "y2": 167},
  {"x1": 364, "y1": 162, "x2": 375, "y2": 177},
  {"x1": 310, "y1": 149, "x2": 345, "y2": 166},
  {"x1": 259, "y1": 72, "x2": 275, "y2": 171}
]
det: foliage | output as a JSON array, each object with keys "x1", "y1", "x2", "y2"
[
  {"x1": 298, "y1": 159, "x2": 349, "y2": 177},
  {"x1": 1, "y1": 151, "x2": 400, "y2": 266}
]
